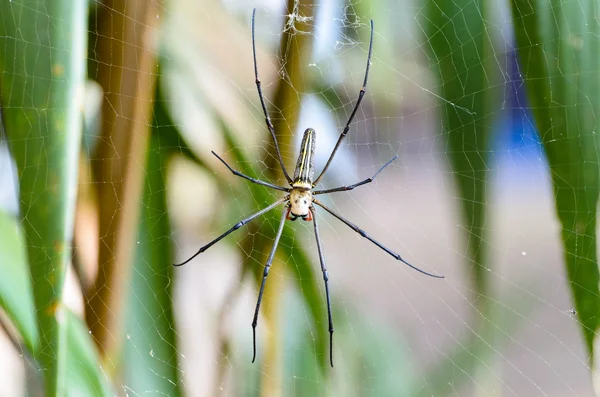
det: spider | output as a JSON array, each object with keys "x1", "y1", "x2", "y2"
[{"x1": 173, "y1": 9, "x2": 444, "y2": 368}]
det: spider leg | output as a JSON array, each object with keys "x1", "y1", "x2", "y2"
[
  {"x1": 313, "y1": 199, "x2": 444, "y2": 279},
  {"x1": 313, "y1": 155, "x2": 397, "y2": 195},
  {"x1": 212, "y1": 151, "x2": 290, "y2": 192},
  {"x1": 252, "y1": 207, "x2": 287, "y2": 363},
  {"x1": 311, "y1": 206, "x2": 335, "y2": 367},
  {"x1": 313, "y1": 20, "x2": 375, "y2": 186},
  {"x1": 252, "y1": 9, "x2": 293, "y2": 184},
  {"x1": 173, "y1": 197, "x2": 287, "y2": 267}
]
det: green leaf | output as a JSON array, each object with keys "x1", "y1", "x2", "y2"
[
  {"x1": 0, "y1": 211, "x2": 39, "y2": 353},
  {"x1": 330, "y1": 308, "x2": 413, "y2": 397},
  {"x1": 63, "y1": 309, "x2": 112, "y2": 396},
  {"x1": 123, "y1": 88, "x2": 181, "y2": 395},
  {"x1": 278, "y1": 225, "x2": 328, "y2": 368},
  {"x1": 0, "y1": 1, "x2": 88, "y2": 394},
  {"x1": 511, "y1": 0, "x2": 600, "y2": 360},
  {"x1": 281, "y1": 293, "x2": 325, "y2": 396},
  {"x1": 420, "y1": 2, "x2": 505, "y2": 393},
  {"x1": 422, "y1": 0, "x2": 496, "y2": 303}
]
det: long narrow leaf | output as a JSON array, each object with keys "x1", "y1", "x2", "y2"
[
  {"x1": 123, "y1": 85, "x2": 182, "y2": 395},
  {"x1": 511, "y1": 0, "x2": 600, "y2": 361},
  {"x1": 64, "y1": 309, "x2": 113, "y2": 396},
  {"x1": 421, "y1": 0, "x2": 495, "y2": 305},
  {"x1": 0, "y1": 210, "x2": 39, "y2": 353},
  {"x1": 420, "y1": 2, "x2": 503, "y2": 394},
  {"x1": 0, "y1": 1, "x2": 87, "y2": 394}
]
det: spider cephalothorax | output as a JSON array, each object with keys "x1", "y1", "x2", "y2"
[
  {"x1": 288, "y1": 188, "x2": 313, "y2": 221},
  {"x1": 173, "y1": 9, "x2": 443, "y2": 368}
]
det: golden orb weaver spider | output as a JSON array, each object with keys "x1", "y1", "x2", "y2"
[{"x1": 173, "y1": 9, "x2": 444, "y2": 368}]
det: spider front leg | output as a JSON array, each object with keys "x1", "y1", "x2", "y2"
[
  {"x1": 212, "y1": 151, "x2": 289, "y2": 192},
  {"x1": 313, "y1": 20, "x2": 375, "y2": 186},
  {"x1": 252, "y1": 8, "x2": 293, "y2": 184},
  {"x1": 313, "y1": 155, "x2": 397, "y2": 195},
  {"x1": 252, "y1": 207, "x2": 288, "y2": 363}
]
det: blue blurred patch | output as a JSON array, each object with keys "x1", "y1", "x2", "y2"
[{"x1": 493, "y1": 50, "x2": 543, "y2": 162}]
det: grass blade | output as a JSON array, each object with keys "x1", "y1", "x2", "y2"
[
  {"x1": 0, "y1": 1, "x2": 88, "y2": 394},
  {"x1": 0, "y1": 210, "x2": 39, "y2": 353},
  {"x1": 123, "y1": 91, "x2": 182, "y2": 395},
  {"x1": 511, "y1": 0, "x2": 600, "y2": 361},
  {"x1": 420, "y1": 2, "x2": 505, "y2": 393},
  {"x1": 64, "y1": 309, "x2": 112, "y2": 396},
  {"x1": 422, "y1": 0, "x2": 496, "y2": 307}
]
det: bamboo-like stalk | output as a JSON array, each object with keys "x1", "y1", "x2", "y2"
[
  {"x1": 257, "y1": 1, "x2": 315, "y2": 396},
  {"x1": 84, "y1": 0, "x2": 160, "y2": 362}
]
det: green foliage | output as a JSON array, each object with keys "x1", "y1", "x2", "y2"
[
  {"x1": 63, "y1": 310, "x2": 113, "y2": 396},
  {"x1": 239, "y1": 294, "x2": 415, "y2": 396},
  {"x1": 0, "y1": 211, "x2": 38, "y2": 353},
  {"x1": 422, "y1": 0, "x2": 495, "y2": 303},
  {"x1": 1, "y1": 0, "x2": 600, "y2": 394},
  {"x1": 0, "y1": 0, "x2": 96, "y2": 395},
  {"x1": 512, "y1": 0, "x2": 600, "y2": 360},
  {"x1": 123, "y1": 87, "x2": 182, "y2": 395},
  {"x1": 420, "y1": 3, "x2": 503, "y2": 391}
]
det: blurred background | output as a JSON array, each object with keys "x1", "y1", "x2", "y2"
[{"x1": 0, "y1": 0, "x2": 598, "y2": 396}]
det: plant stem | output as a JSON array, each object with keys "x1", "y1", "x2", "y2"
[
  {"x1": 259, "y1": 1, "x2": 315, "y2": 396},
  {"x1": 85, "y1": 0, "x2": 160, "y2": 362}
]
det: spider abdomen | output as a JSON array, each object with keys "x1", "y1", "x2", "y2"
[{"x1": 292, "y1": 128, "x2": 316, "y2": 188}]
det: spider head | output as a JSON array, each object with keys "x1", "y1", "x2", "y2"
[{"x1": 288, "y1": 189, "x2": 313, "y2": 221}]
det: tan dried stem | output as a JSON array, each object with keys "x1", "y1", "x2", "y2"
[
  {"x1": 84, "y1": 0, "x2": 161, "y2": 362},
  {"x1": 259, "y1": 1, "x2": 315, "y2": 396}
]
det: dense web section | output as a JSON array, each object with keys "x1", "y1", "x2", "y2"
[{"x1": 0, "y1": 0, "x2": 594, "y2": 396}]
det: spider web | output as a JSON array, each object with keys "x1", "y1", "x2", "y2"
[{"x1": 0, "y1": 0, "x2": 592, "y2": 396}]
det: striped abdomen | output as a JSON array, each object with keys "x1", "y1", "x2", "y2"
[{"x1": 292, "y1": 128, "x2": 315, "y2": 189}]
